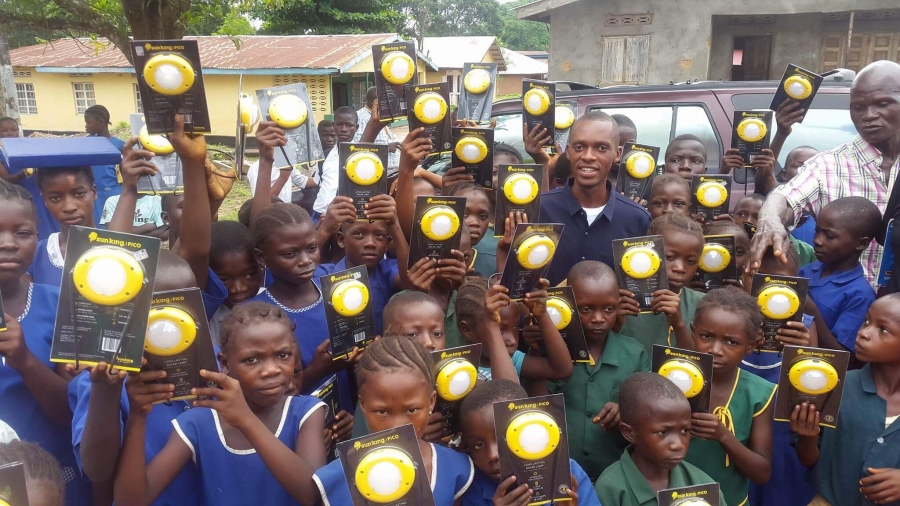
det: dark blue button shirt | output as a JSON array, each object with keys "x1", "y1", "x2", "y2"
[
  {"x1": 539, "y1": 180, "x2": 651, "y2": 285},
  {"x1": 799, "y1": 261, "x2": 875, "y2": 351}
]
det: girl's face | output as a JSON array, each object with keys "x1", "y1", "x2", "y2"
[
  {"x1": 662, "y1": 229, "x2": 703, "y2": 292},
  {"x1": 855, "y1": 297, "x2": 900, "y2": 365},
  {"x1": 220, "y1": 321, "x2": 297, "y2": 410},
  {"x1": 210, "y1": 250, "x2": 262, "y2": 307},
  {"x1": 40, "y1": 172, "x2": 96, "y2": 229},
  {"x1": 361, "y1": 369, "x2": 436, "y2": 440},
  {"x1": 482, "y1": 302, "x2": 520, "y2": 356},
  {"x1": 459, "y1": 189, "x2": 491, "y2": 247},
  {"x1": 256, "y1": 222, "x2": 320, "y2": 286},
  {"x1": 649, "y1": 184, "x2": 690, "y2": 220},
  {"x1": 0, "y1": 201, "x2": 37, "y2": 283},
  {"x1": 691, "y1": 307, "x2": 759, "y2": 373}
]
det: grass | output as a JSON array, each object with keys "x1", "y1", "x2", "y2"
[{"x1": 219, "y1": 171, "x2": 252, "y2": 222}]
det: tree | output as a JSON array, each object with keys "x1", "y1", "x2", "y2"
[
  {"x1": 255, "y1": 0, "x2": 403, "y2": 35},
  {"x1": 497, "y1": 1, "x2": 549, "y2": 52},
  {"x1": 399, "y1": 0, "x2": 502, "y2": 50},
  {"x1": 213, "y1": 10, "x2": 255, "y2": 36}
]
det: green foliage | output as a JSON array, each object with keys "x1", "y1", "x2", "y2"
[
  {"x1": 255, "y1": 0, "x2": 404, "y2": 35},
  {"x1": 497, "y1": 1, "x2": 549, "y2": 51},
  {"x1": 110, "y1": 120, "x2": 130, "y2": 140},
  {"x1": 213, "y1": 10, "x2": 256, "y2": 36}
]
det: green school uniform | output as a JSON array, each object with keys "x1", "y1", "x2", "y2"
[
  {"x1": 548, "y1": 332, "x2": 651, "y2": 481},
  {"x1": 684, "y1": 368, "x2": 776, "y2": 506},
  {"x1": 473, "y1": 225, "x2": 499, "y2": 278},
  {"x1": 620, "y1": 288, "x2": 705, "y2": 355},
  {"x1": 393, "y1": 289, "x2": 463, "y2": 349},
  {"x1": 789, "y1": 236, "x2": 816, "y2": 268},
  {"x1": 594, "y1": 447, "x2": 728, "y2": 506}
]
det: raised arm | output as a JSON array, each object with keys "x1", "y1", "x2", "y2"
[
  {"x1": 519, "y1": 279, "x2": 574, "y2": 381},
  {"x1": 395, "y1": 129, "x2": 432, "y2": 240},
  {"x1": 107, "y1": 138, "x2": 158, "y2": 234},
  {"x1": 250, "y1": 122, "x2": 287, "y2": 226},
  {"x1": 483, "y1": 285, "x2": 521, "y2": 384}
]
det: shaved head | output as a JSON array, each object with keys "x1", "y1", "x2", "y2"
[{"x1": 850, "y1": 61, "x2": 900, "y2": 145}]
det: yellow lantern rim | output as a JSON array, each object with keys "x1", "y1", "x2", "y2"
[
  {"x1": 455, "y1": 136, "x2": 489, "y2": 164},
  {"x1": 239, "y1": 93, "x2": 260, "y2": 130},
  {"x1": 757, "y1": 285, "x2": 801, "y2": 320},
  {"x1": 380, "y1": 52, "x2": 416, "y2": 85},
  {"x1": 789, "y1": 358, "x2": 839, "y2": 395},
  {"x1": 546, "y1": 297, "x2": 573, "y2": 330},
  {"x1": 436, "y1": 359, "x2": 478, "y2": 401},
  {"x1": 331, "y1": 279, "x2": 370, "y2": 317},
  {"x1": 420, "y1": 206, "x2": 460, "y2": 241},
  {"x1": 413, "y1": 92, "x2": 448, "y2": 125},
  {"x1": 72, "y1": 247, "x2": 145, "y2": 306},
  {"x1": 621, "y1": 246, "x2": 661, "y2": 280},
  {"x1": 503, "y1": 173, "x2": 539, "y2": 205},
  {"x1": 346, "y1": 151, "x2": 385, "y2": 186},
  {"x1": 516, "y1": 234, "x2": 556, "y2": 270},
  {"x1": 737, "y1": 118, "x2": 768, "y2": 143},
  {"x1": 355, "y1": 447, "x2": 416, "y2": 503},
  {"x1": 144, "y1": 306, "x2": 197, "y2": 357},
  {"x1": 696, "y1": 182, "x2": 729, "y2": 208},
  {"x1": 784, "y1": 75, "x2": 813, "y2": 100},
  {"x1": 554, "y1": 106, "x2": 575, "y2": 130},
  {"x1": 699, "y1": 243, "x2": 732, "y2": 273},
  {"x1": 625, "y1": 151, "x2": 656, "y2": 179},
  {"x1": 464, "y1": 68, "x2": 492, "y2": 94},
  {"x1": 268, "y1": 94, "x2": 308, "y2": 129},
  {"x1": 506, "y1": 411, "x2": 561, "y2": 460},
  {"x1": 139, "y1": 124, "x2": 174, "y2": 156},
  {"x1": 143, "y1": 54, "x2": 195, "y2": 96},
  {"x1": 659, "y1": 360, "x2": 705, "y2": 398},
  {"x1": 523, "y1": 88, "x2": 551, "y2": 116}
]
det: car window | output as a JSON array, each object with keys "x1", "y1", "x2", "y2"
[
  {"x1": 593, "y1": 106, "x2": 674, "y2": 164},
  {"x1": 731, "y1": 93, "x2": 856, "y2": 166},
  {"x1": 673, "y1": 105, "x2": 721, "y2": 172},
  {"x1": 492, "y1": 113, "x2": 535, "y2": 164}
]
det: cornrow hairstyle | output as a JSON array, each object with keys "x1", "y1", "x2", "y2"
[
  {"x1": 35, "y1": 166, "x2": 94, "y2": 190},
  {"x1": 665, "y1": 133, "x2": 707, "y2": 159},
  {"x1": 355, "y1": 334, "x2": 434, "y2": 392},
  {"x1": 648, "y1": 212, "x2": 703, "y2": 243},
  {"x1": 824, "y1": 196, "x2": 882, "y2": 242},
  {"x1": 210, "y1": 220, "x2": 255, "y2": 259},
  {"x1": 694, "y1": 285, "x2": 764, "y2": 343},
  {"x1": 0, "y1": 179, "x2": 36, "y2": 215},
  {"x1": 219, "y1": 301, "x2": 296, "y2": 353},
  {"x1": 493, "y1": 142, "x2": 523, "y2": 164},
  {"x1": 443, "y1": 182, "x2": 488, "y2": 200},
  {"x1": 650, "y1": 173, "x2": 691, "y2": 197},
  {"x1": 459, "y1": 379, "x2": 527, "y2": 425},
  {"x1": 0, "y1": 440, "x2": 64, "y2": 506},
  {"x1": 456, "y1": 278, "x2": 489, "y2": 330},
  {"x1": 383, "y1": 291, "x2": 443, "y2": 332},
  {"x1": 619, "y1": 372, "x2": 687, "y2": 425},
  {"x1": 238, "y1": 196, "x2": 283, "y2": 227},
  {"x1": 250, "y1": 202, "x2": 313, "y2": 248}
]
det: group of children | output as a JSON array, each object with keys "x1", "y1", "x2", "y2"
[{"x1": 0, "y1": 90, "x2": 896, "y2": 506}]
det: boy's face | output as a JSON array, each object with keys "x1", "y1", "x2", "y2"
[
  {"x1": 338, "y1": 220, "x2": 391, "y2": 270},
  {"x1": 571, "y1": 276, "x2": 619, "y2": 344},
  {"x1": 210, "y1": 250, "x2": 262, "y2": 306},
  {"x1": 691, "y1": 307, "x2": 758, "y2": 371},
  {"x1": 664, "y1": 141, "x2": 707, "y2": 180},
  {"x1": 162, "y1": 194, "x2": 185, "y2": 242},
  {"x1": 649, "y1": 183, "x2": 691, "y2": 220},
  {"x1": 812, "y1": 206, "x2": 865, "y2": 265},
  {"x1": 84, "y1": 114, "x2": 106, "y2": 136},
  {"x1": 461, "y1": 404, "x2": 502, "y2": 482},
  {"x1": 387, "y1": 301, "x2": 446, "y2": 351},
  {"x1": 733, "y1": 198, "x2": 762, "y2": 227},
  {"x1": 783, "y1": 148, "x2": 818, "y2": 182},
  {"x1": 461, "y1": 189, "x2": 491, "y2": 247},
  {"x1": 0, "y1": 120, "x2": 18, "y2": 138},
  {"x1": 318, "y1": 125, "x2": 337, "y2": 152},
  {"x1": 621, "y1": 397, "x2": 692, "y2": 470},
  {"x1": 565, "y1": 120, "x2": 621, "y2": 191},
  {"x1": 333, "y1": 112, "x2": 358, "y2": 143},
  {"x1": 662, "y1": 229, "x2": 703, "y2": 291},
  {"x1": 40, "y1": 172, "x2": 96, "y2": 228},
  {"x1": 855, "y1": 297, "x2": 900, "y2": 364},
  {"x1": 497, "y1": 303, "x2": 521, "y2": 355},
  {"x1": 255, "y1": 222, "x2": 320, "y2": 286}
]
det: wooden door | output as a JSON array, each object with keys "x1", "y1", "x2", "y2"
[{"x1": 742, "y1": 36, "x2": 772, "y2": 80}]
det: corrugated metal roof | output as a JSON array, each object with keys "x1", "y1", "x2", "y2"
[
  {"x1": 499, "y1": 48, "x2": 548, "y2": 75},
  {"x1": 421, "y1": 36, "x2": 507, "y2": 71},
  {"x1": 10, "y1": 34, "x2": 408, "y2": 71}
]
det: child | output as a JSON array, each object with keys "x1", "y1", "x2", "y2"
[
  {"x1": 83, "y1": 105, "x2": 126, "y2": 223},
  {"x1": 594, "y1": 372, "x2": 725, "y2": 506},
  {"x1": 207, "y1": 220, "x2": 265, "y2": 346},
  {"x1": 800, "y1": 197, "x2": 879, "y2": 357},
  {"x1": 313, "y1": 335, "x2": 475, "y2": 505},
  {"x1": 735, "y1": 193, "x2": 816, "y2": 268},
  {"x1": 0, "y1": 118, "x2": 59, "y2": 240},
  {"x1": 383, "y1": 290, "x2": 447, "y2": 351},
  {"x1": 619, "y1": 213, "x2": 705, "y2": 354},
  {"x1": 549, "y1": 261, "x2": 650, "y2": 481},
  {"x1": 685, "y1": 286, "x2": 776, "y2": 506},
  {"x1": 445, "y1": 183, "x2": 491, "y2": 266},
  {"x1": 100, "y1": 193, "x2": 166, "y2": 238},
  {"x1": 0, "y1": 180, "x2": 91, "y2": 503},
  {"x1": 648, "y1": 174, "x2": 691, "y2": 220},
  {"x1": 160, "y1": 193, "x2": 184, "y2": 249},
  {"x1": 782, "y1": 146, "x2": 819, "y2": 184},
  {"x1": 611, "y1": 114, "x2": 638, "y2": 148},
  {"x1": 460, "y1": 379, "x2": 597, "y2": 506},
  {"x1": 663, "y1": 134, "x2": 707, "y2": 180},
  {"x1": 0, "y1": 440, "x2": 65, "y2": 506},
  {"x1": 792, "y1": 294, "x2": 900, "y2": 506},
  {"x1": 113, "y1": 302, "x2": 327, "y2": 505},
  {"x1": 317, "y1": 119, "x2": 337, "y2": 156},
  {"x1": 703, "y1": 220, "x2": 750, "y2": 286},
  {"x1": 551, "y1": 152, "x2": 572, "y2": 190},
  {"x1": 473, "y1": 142, "x2": 523, "y2": 278}
]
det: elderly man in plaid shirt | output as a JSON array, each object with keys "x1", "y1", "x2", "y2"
[{"x1": 749, "y1": 60, "x2": 900, "y2": 289}]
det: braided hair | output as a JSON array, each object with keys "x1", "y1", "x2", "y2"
[
  {"x1": 250, "y1": 202, "x2": 313, "y2": 248},
  {"x1": 0, "y1": 440, "x2": 64, "y2": 506},
  {"x1": 648, "y1": 212, "x2": 704, "y2": 243},
  {"x1": 694, "y1": 285, "x2": 763, "y2": 343},
  {"x1": 355, "y1": 334, "x2": 434, "y2": 393},
  {"x1": 443, "y1": 182, "x2": 488, "y2": 200},
  {"x1": 219, "y1": 301, "x2": 296, "y2": 353},
  {"x1": 0, "y1": 179, "x2": 35, "y2": 215},
  {"x1": 456, "y1": 277, "x2": 489, "y2": 331},
  {"x1": 493, "y1": 142, "x2": 522, "y2": 164}
]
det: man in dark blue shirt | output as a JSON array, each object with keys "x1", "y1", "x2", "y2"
[{"x1": 540, "y1": 111, "x2": 650, "y2": 285}]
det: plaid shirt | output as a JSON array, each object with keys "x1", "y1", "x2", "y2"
[
  {"x1": 354, "y1": 106, "x2": 401, "y2": 174},
  {"x1": 774, "y1": 135, "x2": 900, "y2": 288}
]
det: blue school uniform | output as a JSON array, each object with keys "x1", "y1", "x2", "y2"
[
  {"x1": 173, "y1": 395, "x2": 325, "y2": 505},
  {"x1": 742, "y1": 314, "x2": 816, "y2": 506},
  {"x1": 799, "y1": 261, "x2": 875, "y2": 351},
  {"x1": 314, "y1": 442, "x2": 474, "y2": 506},
  {"x1": 0, "y1": 283, "x2": 91, "y2": 504},
  {"x1": 462, "y1": 458, "x2": 599, "y2": 506},
  {"x1": 17, "y1": 173, "x2": 60, "y2": 240},
  {"x1": 791, "y1": 213, "x2": 816, "y2": 246},
  {"x1": 30, "y1": 235, "x2": 63, "y2": 286},
  {"x1": 251, "y1": 283, "x2": 354, "y2": 412},
  {"x1": 316, "y1": 257, "x2": 399, "y2": 335},
  {"x1": 91, "y1": 136, "x2": 126, "y2": 223}
]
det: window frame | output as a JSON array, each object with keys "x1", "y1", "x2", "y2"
[
  {"x1": 15, "y1": 83, "x2": 37, "y2": 115},
  {"x1": 133, "y1": 83, "x2": 143, "y2": 113},
  {"x1": 72, "y1": 82, "x2": 97, "y2": 115}
]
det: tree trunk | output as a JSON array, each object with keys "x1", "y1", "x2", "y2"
[{"x1": 0, "y1": 31, "x2": 19, "y2": 121}]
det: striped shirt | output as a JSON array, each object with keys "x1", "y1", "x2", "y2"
[
  {"x1": 354, "y1": 106, "x2": 401, "y2": 175},
  {"x1": 773, "y1": 135, "x2": 900, "y2": 288}
]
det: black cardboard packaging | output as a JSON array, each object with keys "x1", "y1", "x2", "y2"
[
  {"x1": 408, "y1": 196, "x2": 467, "y2": 267},
  {"x1": 658, "y1": 483, "x2": 721, "y2": 506},
  {"x1": 311, "y1": 374, "x2": 341, "y2": 429},
  {"x1": 144, "y1": 288, "x2": 218, "y2": 402},
  {"x1": 494, "y1": 394, "x2": 571, "y2": 505},
  {"x1": 321, "y1": 265, "x2": 377, "y2": 361},
  {"x1": 256, "y1": 83, "x2": 325, "y2": 170},
  {"x1": 732, "y1": 110, "x2": 773, "y2": 166},
  {"x1": 615, "y1": 142, "x2": 661, "y2": 203},
  {"x1": 553, "y1": 100, "x2": 578, "y2": 152},
  {"x1": 337, "y1": 142, "x2": 389, "y2": 219},
  {"x1": 130, "y1": 113, "x2": 183, "y2": 194},
  {"x1": 690, "y1": 174, "x2": 732, "y2": 222},
  {"x1": 0, "y1": 291, "x2": 7, "y2": 333},
  {"x1": 743, "y1": 222, "x2": 757, "y2": 241},
  {"x1": 546, "y1": 287, "x2": 591, "y2": 364},
  {"x1": 373, "y1": 41, "x2": 418, "y2": 122},
  {"x1": 432, "y1": 344, "x2": 482, "y2": 438},
  {"x1": 769, "y1": 64, "x2": 824, "y2": 123},
  {"x1": 494, "y1": 164, "x2": 543, "y2": 237},
  {"x1": 774, "y1": 346, "x2": 850, "y2": 428},
  {"x1": 458, "y1": 62, "x2": 498, "y2": 124},
  {"x1": 499, "y1": 224, "x2": 564, "y2": 300},
  {"x1": 131, "y1": 40, "x2": 210, "y2": 135},
  {"x1": 452, "y1": 127, "x2": 494, "y2": 189},
  {"x1": 405, "y1": 82, "x2": 452, "y2": 155},
  {"x1": 0, "y1": 461, "x2": 28, "y2": 506},
  {"x1": 699, "y1": 235, "x2": 738, "y2": 290},
  {"x1": 750, "y1": 274, "x2": 809, "y2": 353},
  {"x1": 652, "y1": 345, "x2": 713, "y2": 414},
  {"x1": 612, "y1": 235, "x2": 668, "y2": 313},
  {"x1": 522, "y1": 80, "x2": 556, "y2": 147},
  {"x1": 337, "y1": 424, "x2": 436, "y2": 506},
  {"x1": 50, "y1": 227, "x2": 161, "y2": 372}
]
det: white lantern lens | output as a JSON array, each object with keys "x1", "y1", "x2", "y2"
[
  {"x1": 390, "y1": 58, "x2": 409, "y2": 80},
  {"x1": 519, "y1": 423, "x2": 551, "y2": 454},
  {"x1": 368, "y1": 461, "x2": 402, "y2": 496},
  {"x1": 422, "y1": 98, "x2": 442, "y2": 121},
  {"x1": 667, "y1": 369, "x2": 693, "y2": 394},
  {"x1": 548, "y1": 307, "x2": 563, "y2": 327},
  {"x1": 767, "y1": 294, "x2": 791, "y2": 317},
  {"x1": 703, "y1": 251, "x2": 724, "y2": 270},
  {"x1": 527, "y1": 244, "x2": 550, "y2": 266},
  {"x1": 461, "y1": 143, "x2": 480, "y2": 161},
  {"x1": 630, "y1": 252, "x2": 652, "y2": 276},
  {"x1": 448, "y1": 370, "x2": 473, "y2": 396},
  {"x1": 356, "y1": 159, "x2": 377, "y2": 181},
  {"x1": 743, "y1": 123, "x2": 760, "y2": 140},
  {"x1": 343, "y1": 287, "x2": 365, "y2": 313},
  {"x1": 430, "y1": 215, "x2": 452, "y2": 237},
  {"x1": 703, "y1": 187, "x2": 722, "y2": 204},
  {"x1": 279, "y1": 98, "x2": 303, "y2": 122},
  {"x1": 154, "y1": 64, "x2": 184, "y2": 91},
  {"x1": 800, "y1": 370, "x2": 828, "y2": 392},
  {"x1": 788, "y1": 82, "x2": 806, "y2": 98},
  {"x1": 634, "y1": 157, "x2": 652, "y2": 175},
  {"x1": 513, "y1": 179, "x2": 533, "y2": 201},
  {"x1": 147, "y1": 319, "x2": 183, "y2": 350},
  {"x1": 88, "y1": 257, "x2": 127, "y2": 297},
  {"x1": 527, "y1": 94, "x2": 543, "y2": 112}
]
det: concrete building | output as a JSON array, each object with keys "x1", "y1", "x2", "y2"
[
  {"x1": 420, "y1": 36, "x2": 507, "y2": 105},
  {"x1": 497, "y1": 48, "x2": 549, "y2": 96},
  {"x1": 516, "y1": 2, "x2": 900, "y2": 86}
]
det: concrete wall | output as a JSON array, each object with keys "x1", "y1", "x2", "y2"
[{"x1": 546, "y1": 0, "x2": 900, "y2": 85}]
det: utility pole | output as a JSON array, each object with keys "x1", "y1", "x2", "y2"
[{"x1": 0, "y1": 31, "x2": 19, "y2": 121}]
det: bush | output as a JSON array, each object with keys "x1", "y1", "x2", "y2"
[{"x1": 111, "y1": 120, "x2": 130, "y2": 140}]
